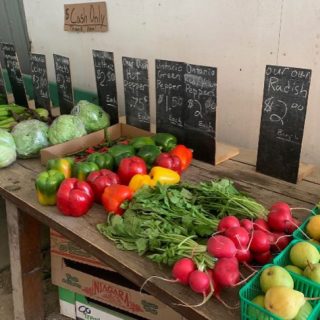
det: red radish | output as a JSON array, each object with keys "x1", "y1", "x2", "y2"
[
  {"x1": 270, "y1": 233, "x2": 292, "y2": 252},
  {"x1": 268, "y1": 202, "x2": 293, "y2": 232},
  {"x1": 188, "y1": 270, "x2": 210, "y2": 294},
  {"x1": 253, "y1": 250, "x2": 272, "y2": 265},
  {"x1": 285, "y1": 217, "x2": 301, "y2": 234},
  {"x1": 212, "y1": 258, "x2": 240, "y2": 288},
  {"x1": 172, "y1": 258, "x2": 196, "y2": 285},
  {"x1": 241, "y1": 219, "x2": 254, "y2": 233},
  {"x1": 254, "y1": 218, "x2": 270, "y2": 232},
  {"x1": 249, "y1": 230, "x2": 271, "y2": 253},
  {"x1": 225, "y1": 226, "x2": 250, "y2": 248},
  {"x1": 207, "y1": 235, "x2": 237, "y2": 258},
  {"x1": 218, "y1": 216, "x2": 240, "y2": 232},
  {"x1": 236, "y1": 247, "x2": 252, "y2": 263}
]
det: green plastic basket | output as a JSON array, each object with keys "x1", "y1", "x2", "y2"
[
  {"x1": 293, "y1": 206, "x2": 320, "y2": 251},
  {"x1": 273, "y1": 239, "x2": 320, "y2": 290},
  {"x1": 239, "y1": 263, "x2": 320, "y2": 320}
]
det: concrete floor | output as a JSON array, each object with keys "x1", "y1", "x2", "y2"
[{"x1": 0, "y1": 253, "x2": 70, "y2": 320}]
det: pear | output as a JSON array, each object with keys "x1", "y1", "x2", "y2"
[
  {"x1": 265, "y1": 287, "x2": 305, "y2": 320},
  {"x1": 290, "y1": 242, "x2": 320, "y2": 269},
  {"x1": 260, "y1": 266, "x2": 294, "y2": 293},
  {"x1": 303, "y1": 262, "x2": 320, "y2": 284},
  {"x1": 293, "y1": 301, "x2": 313, "y2": 320},
  {"x1": 248, "y1": 295, "x2": 267, "y2": 319},
  {"x1": 306, "y1": 215, "x2": 320, "y2": 241},
  {"x1": 285, "y1": 265, "x2": 303, "y2": 275}
]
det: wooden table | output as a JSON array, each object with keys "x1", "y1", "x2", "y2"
[{"x1": 1, "y1": 150, "x2": 319, "y2": 320}]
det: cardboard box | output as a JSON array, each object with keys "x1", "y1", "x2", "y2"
[
  {"x1": 51, "y1": 254, "x2": 185, "y2": 320},
  {"x1": 50, "y1": 229, "x2": 112, "y2": 271},
  {"x1": 40, "y1": 123, "x2": 153, "y2": 165},
  {"x1": 59, "y1": 287, "x2": 142, "y2": 320}
]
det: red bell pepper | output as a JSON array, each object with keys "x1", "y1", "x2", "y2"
[
  {"x1": 117, "y1": 156, "x2": 147, "y2": 185},
  {"x1": 170, "y1": 145, "x2": 193, "y2": 171},
  {"x1": 87, "y1": 169, "x2": 120, "y2": 203},
  {"x1": 154, "y1": 153, "x2": 182, "y2": 174},
  {"x1": 101, "y1": 184, "x2": 133, "y2": 215},
  {"x1": 56, "y1": 178, "x2": 94, "y2": 217}
]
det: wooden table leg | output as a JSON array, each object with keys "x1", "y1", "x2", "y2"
[{"x1": 6, "y1": 200, "x2": 44, "y2": 320}]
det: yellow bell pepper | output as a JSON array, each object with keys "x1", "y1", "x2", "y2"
[
  {"x1": 129, "y1": 174, "x2": 155, "y2": 192},
  {"x1": 149, "y1": 166, "x2": 180, "y2": 185}
]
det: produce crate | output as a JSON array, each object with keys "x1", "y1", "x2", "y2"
[
  {"x1": 293, "y1": 206, "x2": 320, "y2": 250},
  {"x1": 239, "y1": 263, "x2": 320, "y2": 320},
  {"x1": 273, "y1": 239, "x2": 320, "y2": 289}
]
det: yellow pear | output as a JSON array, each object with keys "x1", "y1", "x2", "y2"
[
  {"x1": 306, "y1": 215, "x2": 320, "y2": 241},
  {"x1": 265, "y1": 287, "x2": 305, "y2": 320}
]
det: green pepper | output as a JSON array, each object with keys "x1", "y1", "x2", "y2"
[
  {"x1": 137, "y1": 145, "x2": 161, "y2": 169},
  {"x1": 72, "y1": 162, "x2": 99, "y2": 181},
  {"x1": 108, "y1": 144, "x2": 135, "y2": 167},
  {"x1": 47, "y1": 157, "x2": 74, "y2": 179},
  {"x1": 35, "y1": 169, "x2": 65, "y2": 205},
  {"x1": 87, "y1": 152, "x2": 114, "y2": 170},
  {"x1": 129, "y1": 136, "x2": 155, "y2": 151},
  {"x1": 152, "y1": 133, "x2": 177, "y2": 152}
]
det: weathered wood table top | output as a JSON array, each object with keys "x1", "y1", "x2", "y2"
[{"x1": 1, "y1": 150, "x2": 319, "y2": 320}]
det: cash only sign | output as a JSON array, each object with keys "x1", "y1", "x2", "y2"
[{"x1": 64, "y1": 2, "x2": 108, "y2": 32}]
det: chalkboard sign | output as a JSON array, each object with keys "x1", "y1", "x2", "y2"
[
  {"x1": 184, "y1": 63, "x2": 217, "y2": 163},
  {"x1": 53, "y1": 54, "x2": 74, "y2": 114},
  {"x1": 122, "y1": 57, "x2": 150, "y2": 130},
  {"x1": 256, "y1": 65, "x2": 312, "y2": 183},
  {"x1": 156, "y1": 59, "x2": 186, "y2": 143},
  {"x1": 0, "y1": 43, "x2": 28, "y2": 107},
  {"x1": 92, "y1": 50, "x2": 118, "y2": 125},
  {"x1": 30, "y1": 53, "x2": 51, "y2": 111},
  {"x1": 0, "y1": 66, "x2": 8, "y2": 104}
]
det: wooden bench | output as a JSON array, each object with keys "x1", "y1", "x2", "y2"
[{"x1": 1, "y1": 150, "x2": 319, "y2": 320}]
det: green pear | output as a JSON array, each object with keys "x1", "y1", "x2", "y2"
[
  {"x1": 293, "y1": 301, "x2": 313, "y2": 320},
  {"x1": 265, "y1": 287, "x2": 305, "y2": 319},
  {"x1": 306, "y1": 215, "x2": 320, "y2": 241},
  {"x1": 248, "y1": 295, "x2": 267, "y2": 319},
  {"x1": 303, "y1": 262, "x2": 320, "y2": 283},
  {"x1": 290, "y1": 242, "x2": 320, "y2": 269},
  {"x1": 285, "y1": 265, "x2": 303, "y2": 275},
  {"x1": 260, "y1": 266, "x2": 294, "y2": 293}
]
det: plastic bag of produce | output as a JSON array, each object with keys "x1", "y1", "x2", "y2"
[
  {"x1": 11, "y1": 119, "x2": 49, "y2": 158},
  {"x1": 0, "y1": 128, "x2": 16, "y2": 167},
  {"x1": 48, "y1": 114, "x2": 87, "y2": 145},
  {"x1": 71, "y1": 100, "x2": 110, "y2": 133}
]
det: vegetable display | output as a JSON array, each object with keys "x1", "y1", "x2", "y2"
[
  {"x1": 70, "y1": 100, "x2": 110, "y2": 133},
  {"x1": 152, "y1": 132, "x2": 177, "y2": 152},
  {"x1": 87, "y1": 152, "x2": 114, "y2": 170},
  {"x1": 0, "y1": 129, "x2": 16, "y2": 168},
  {"x1": 72, "y1": 161, "x2": 99, "y2": 181},
  {"x1": 47, "y1": 157, "x2": 74, "y2": 179},
  {"x1": 11, "y1": 119, "x2": 49, "y2": 158}
]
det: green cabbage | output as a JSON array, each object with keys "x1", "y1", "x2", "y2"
[
  {"x1": 48, "y1": 115, "x2": 87, "y2": 145},
  {"x1": 0, "y1": 129, "x2": 16, "y2": 168},
  {"x1": 11, "y1": 120, "x2": 49, "y2": 158},
  {"x1": 71, "y1": 100, "x2": 110, "y2": 133}
]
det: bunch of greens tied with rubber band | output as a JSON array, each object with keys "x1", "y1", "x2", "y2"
[{"x1": 97, "y1": 179, "x2": 266, "y2": 267}]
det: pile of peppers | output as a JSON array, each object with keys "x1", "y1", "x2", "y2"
[{"x1": 35, "y1": 132, "x2": 193, "y2": 217}]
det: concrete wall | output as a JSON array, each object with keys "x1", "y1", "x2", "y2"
[{"x1": 21, "y1": 0, "x2": 320, "y2": 165}]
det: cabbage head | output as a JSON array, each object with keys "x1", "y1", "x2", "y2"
[
  {"x1": 12, "y1": 120, "x2": 49, "y2": 158},
  {"x1": 71, "y1": 100, "x2": 110, "y2": 133},
  {"x1": 48, "y1": 115, "x2": 87, "y2": 145},
  {"x1": 0, "y1": 129, "x2": 16, "y2": 168}
]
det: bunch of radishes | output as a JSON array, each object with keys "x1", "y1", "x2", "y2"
[{"x1": 208, "y1": 201, "x2": 301, "y2": 267}]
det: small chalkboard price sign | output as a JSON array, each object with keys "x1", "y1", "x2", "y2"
[
  {"x1": 0, "y1": 43, "x2": 28, "y2": 107},
  {"x1": 92, "y1": 50, "x2": 118, "y2": 124},
  {"x1": 53, "y1": 54, "x2": 74, "y2": 114},
  {"x1": 256, "y1": 65, "x2": 312, "y2": 183},
  {"x1": 156, "y1": 59, "x2": 186, "y2": 143},
  {"x1": 122, "y1": 57, "x2": 150, "y2": 131},
  {"x1": 0, "y1": 65, "x2": 8, "y2": 104},
  {"x1": 184, "y1": 63, "x2": 217, "y2": 163},
  {"x1": 30, "y1": 53, "x2": 51, "y2": 111}
]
